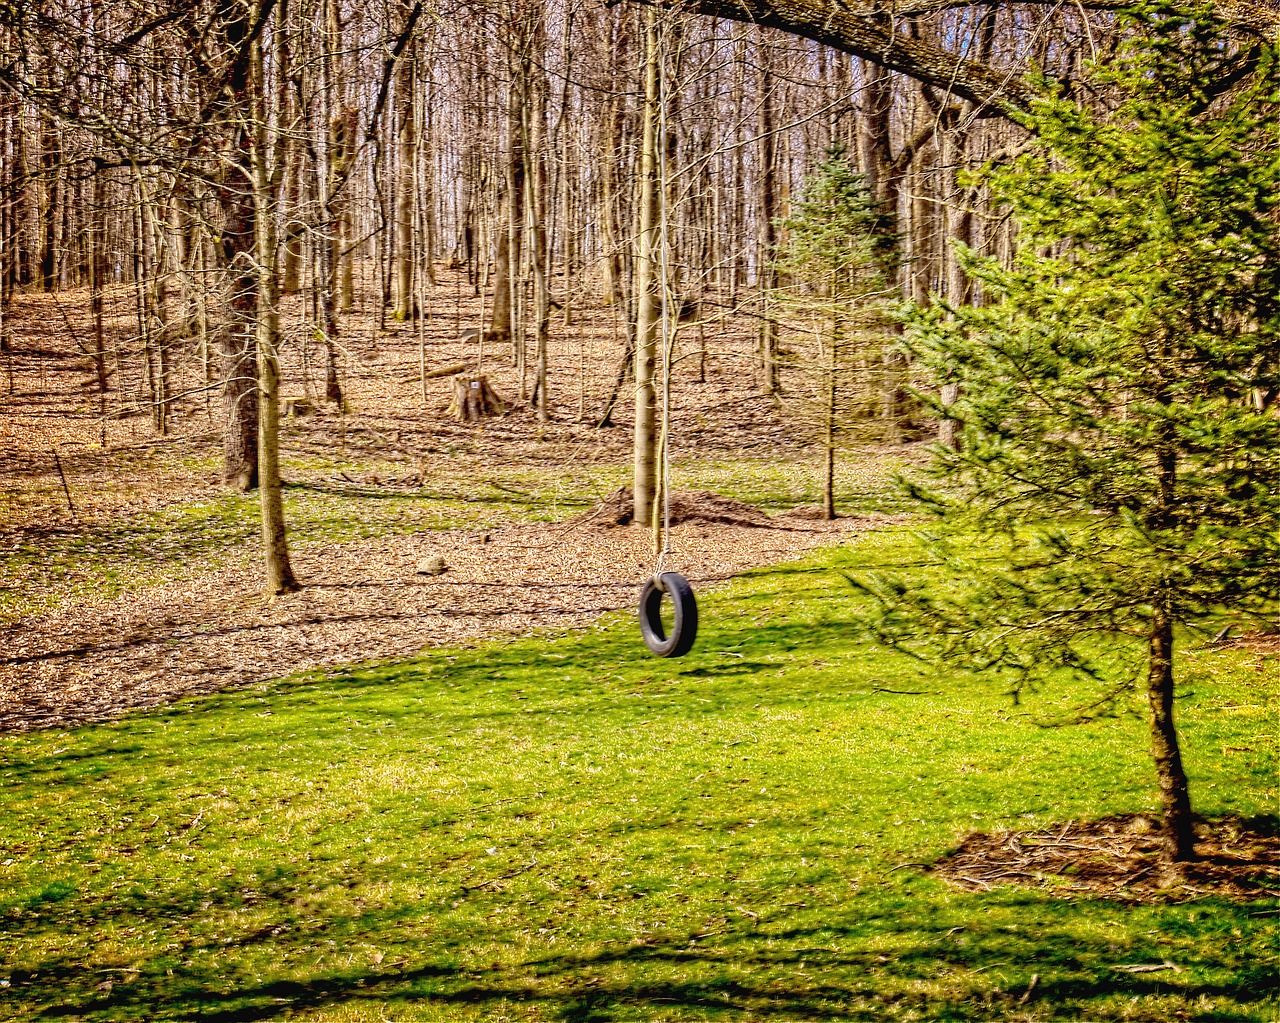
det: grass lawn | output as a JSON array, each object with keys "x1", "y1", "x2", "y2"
[{"x1": 1, "y1": 530, "x2": 1275, "y2": 1021}]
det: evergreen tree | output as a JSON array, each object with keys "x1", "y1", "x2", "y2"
[
  {"x1": 772, "y1": 149, "x2": 896, "y2": 518},
  {"x1": 855, "y1": 5, "x2": 1280, "y2": 863}
]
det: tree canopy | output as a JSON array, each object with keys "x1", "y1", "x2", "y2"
[{"x1": 625, "y1": 0, "x2": 1280, "y2": 116}]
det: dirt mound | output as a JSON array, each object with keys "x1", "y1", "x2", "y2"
[
  {"x1": 779, "y1": 503, "x2": 833, "y2": 521},
  {"x1": 577, "y1": 487, "x2": 776, "y2": 528},
  {"x1": 931, "y1": 814, "x2": 1280, "y2": 903}
]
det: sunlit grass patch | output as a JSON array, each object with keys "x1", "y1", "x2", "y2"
[
  {"x1": 672, "y1": 450, "x2": 916, "y2": 515},
  {"x1": 0, "y1": 531, "x2": 1274, "y2": 1020}
]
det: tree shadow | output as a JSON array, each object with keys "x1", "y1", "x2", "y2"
[{"x1": 12, "y1": 882, "x2": 1273, "y2": 1022}]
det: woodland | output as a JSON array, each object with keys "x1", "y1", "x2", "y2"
[{"x1": 0, "y1": 0, "x2": 1278, "y2": 1019}]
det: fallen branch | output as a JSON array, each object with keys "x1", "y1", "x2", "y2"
[
  {"x1": 461, "y1": 859, "x2": 538, "y2": 892},
  {"x1": 401, "y1": 361, "x2": 477, "y2": 384},
  {"x1": 1111, "y1": 961, "x2": 1180, "y2": 974}
]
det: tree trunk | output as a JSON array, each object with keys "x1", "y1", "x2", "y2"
[
  {"x1": 938, "y1": 382, "x2": 960, "y2": 448},
  {"x1": 633, "y1": 9, "x2": 661, "y2": 529},
  {"x1": 89, "y1": 169, "x2": 109, "y2": 393},
  {"x1": 596, "y1": 25, "x2": 629, "y2": 315},
  {"x1": 281, "y1": 140, "x2": 304, "y2": 295},
  {"x1": 222, "y1": 276, "x2": 260, "y2": 491},
  {"x1": 756, "y1": 27, "x2": 778, "y2": 393},
  {"x1": 420, "y1": 68, "x2": 437, "y2": 289},
  {"x1": 39, "y1": 101, "x2": 60, "y2": 293},
  {"x1": 489, "y1": 229, "x2": 512, "y2": 342},
  {"x1": 325, "y1": 0, "x2": 355, "y2": 314},
  {"x1": 488, "y1": 27, "x2": 526, "y2": 344},
  {"x1": 393, "y1": 25, "x2": 416, "y2": 321},
  {"x1": 1148, "y1": 605, "x2": 1195, "y2": 862},
  {"x1": 523, "y1": 20, "x2": 551, "y2": 423},
  {"x1": 251, "y1": 29, "x2": 300, "y2": 596},
  {"x1": 217, "y1": 0, "x2": 258, "y2": 492},
  {"x1": 316, "y1": 0, "x2": 345, "y2": 405},
  {"x1": 824, "y1": 318, "x2": 837, "y2": 519}
]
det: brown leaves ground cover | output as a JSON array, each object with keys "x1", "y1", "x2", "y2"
[
  {"x1": 931, "y1": 813, "x2": 1280, "y2": 903},
  {"x1": 1, "y1": 270, "x2": 803, "y2": 533},
  {"x1": 0, "y1": 503, "x2": 875, "y2": 733},
  {"x1": 575, "y1": 486, "x2": 780, "y2": 528}
]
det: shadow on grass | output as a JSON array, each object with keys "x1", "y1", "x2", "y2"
[
  {"x1": 93, "y1": 612, "x2": 874, "y2": 728},
  {"x1": 5, "y1": 586, "x2": 1272, "y2": 1021},
  {"x1": 9, "y1": 880, "x2": 1275, "y2": 1022},
  {"x1": 20, "y1": 909, "x2": 1276, "y2": 1022}
]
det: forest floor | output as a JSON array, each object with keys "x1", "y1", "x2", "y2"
[{"x1": 0, "y1": 268, "x2": 910, "y2": 731}]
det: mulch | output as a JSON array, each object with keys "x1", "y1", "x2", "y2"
[
  {"x1": 575, "y1": 487, "x2": 782, "y2": 528},
  {"x1": 0, "y1": 507, "x2": 876, "y2": 734},
  {"x1": 930, "y1": 813, "x2": 1280, "y2": 903}
]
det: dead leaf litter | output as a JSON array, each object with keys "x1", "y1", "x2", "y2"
[
  {"x1": 1, "y1": 508, "x2": 874, "y2": 733},
  {"x1": 931, "y1": 813, "x2": 1280, "y2": 904}
]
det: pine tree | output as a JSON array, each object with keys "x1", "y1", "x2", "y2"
[
  {"x1": 855, "y1": 5, "x2": 1280, "y2": 863},
  {"x1": 773, "y1": 149, "x2": 895, "y2": 518}
]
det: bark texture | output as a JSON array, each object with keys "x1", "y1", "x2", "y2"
[
  {"x1": 632, "y1": 9, "x2": 661, "y2": 530},
  {"x1": 215, "y1": 0, "x2": 259, "y2": 492},
  {"x1": 1147, "y1": 606, "x2": 1195, "y2": 862}
]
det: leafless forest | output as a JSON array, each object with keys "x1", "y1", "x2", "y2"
[
  {"x1": 0, "y1": 0, "x2": 1115, "y2": 514},
  {"x1": 3, "y1": 0, "x2": 1276, "y2": 723}
]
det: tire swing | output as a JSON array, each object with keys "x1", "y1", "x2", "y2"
[
  {"x1": 637, "y1": 53, "x2": 697, "y2": 660},
  {"x1": 639, "y1": 571, "x2": 698, "y2": 657}
]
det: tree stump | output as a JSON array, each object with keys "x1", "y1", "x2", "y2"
[
  {"x1": 281, "y1": 395, "x2": 312, "y2": 417},
  {"x1": 448, "y1": 374, "x2": 506, "y2": 421}
]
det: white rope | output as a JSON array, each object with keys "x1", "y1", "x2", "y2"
[{"x1": 656, "y1": 12, "x2": 674, "y2": 571}]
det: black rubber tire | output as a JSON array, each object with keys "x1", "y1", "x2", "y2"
[{"x1": 638, "y1": 572, "x2": 698, "y2": 658}]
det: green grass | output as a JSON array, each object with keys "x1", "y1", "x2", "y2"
[
  {"x1": 1, "y1": 531, "x2": 1275, "y2": 1021},
  {"x1": 668, "y1": 453, "x2": 912, "y2": 515}
]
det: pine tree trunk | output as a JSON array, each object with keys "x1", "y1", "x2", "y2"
[
  {"x1": 1148, "y1": 605, "x2": 1195, "y2": 862},
  {"x1": 938, "y1": 382, "x2": 960, "y2": 448}
]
